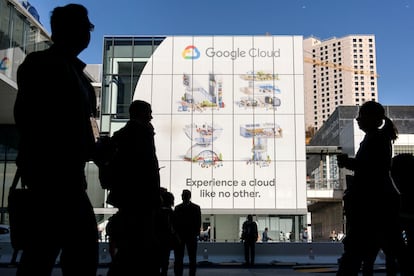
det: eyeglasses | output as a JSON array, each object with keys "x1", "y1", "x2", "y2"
[{"x1": 89, "y1": 23, "x2": 95, "y2": 32}]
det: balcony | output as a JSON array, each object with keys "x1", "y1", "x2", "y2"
[{"x1": 306, "y1": 178, "x2": 344, "y2": 201}]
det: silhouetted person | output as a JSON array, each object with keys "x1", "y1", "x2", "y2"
[
  {"x1": 157, "y1": 189, "x2": 176, "y2": 276},
  {"x1": 13, "y1": 4, "x2": 99, "y2": 275},
  {"x1": 173, "y1": 189, "x2": 201, "y2": 276},
  {"x1": 301, "y1": 228, "x2": 309, "y2": 242},
  {"x1": 262, "y1": 227, "x2": 272, "y2": 242},
  {"x1": 106, "y1": 100, "x2": 161, "y2": 276},
  {"x1": 199, "y1": 226, "x2": 211, "y2": 241},
  {"x1": 329, "y1": 230, "x2": 338, "y2": 242},
  {"x1": 241, "y1": 214, "x2": 258, "y2": 266},
  {"x1": 391, "y1": 153, "x2": 414, "y2": 274},
  {"x1": 105, "y1": 213, "x2": 121, "y2": 262},
  {"x1": 336, "y1": 101, "x2": 407, "y2": 276}
]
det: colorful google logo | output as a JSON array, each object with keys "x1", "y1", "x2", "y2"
[
  {"x1": 182, "y1": 45, "x2": 200, "y2": 60},
  {"x1": 0, "y1": 57, "x2": 9, "y2": 71}
]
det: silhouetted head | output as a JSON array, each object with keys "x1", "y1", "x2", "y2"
[
  {"x1": 161, "y1": 191, "x2": 174, "y2": 207},
  {"x1": 356, "y1": 101, "x2": 398, "y2": 140},
  {"x1": 247, "y1": 214, "x2": 253, "y2": 221},
  {"x1": 50, "y1": 4, "x2": 93, "y2": 56},
  {"x1": 356, "y1": 101, "x2": 385, "y2": 132},
  {"x1": 181, "y1": 189, "x2": 191, "y2": 203},
  {"x1": 129, "y1": 100, "x2": 152, "y2": 123}
]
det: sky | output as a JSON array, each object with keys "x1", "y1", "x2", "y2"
[{"x1": 25, "y1": 0, "x2": 414, "y2": 106}]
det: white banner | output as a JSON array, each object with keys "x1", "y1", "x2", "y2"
[{"x1": 134, "y1": 36, "x2": 306, "y2": 213}]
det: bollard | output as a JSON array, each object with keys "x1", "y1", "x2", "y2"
[
  {"x1": 203, "y1": 247, "x2": 208, "y2": 260},
  {"x1": 309, "y1": 247, "x2": 315, "y2": 260}
]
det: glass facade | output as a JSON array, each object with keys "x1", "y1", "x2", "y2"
[
  {"x1": 0, "y1": 0, "x2": 52, "y2": 224},
  {"x1": 0, "y1": 1, "x2": 108, "y2": 230},
  {"x1": 102, "y1": 36, "x2": 163, "y2": 122},
  {"x1": 0, "y1": 0, "x2": 51, "y2": 82}
]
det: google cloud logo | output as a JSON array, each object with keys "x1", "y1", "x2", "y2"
[
  {"x1": 182, "y1": 45, "x2": 200, "y2": 60},
  {"x1": 0, "y1": 57, "x2": 9, "y2": 71}
]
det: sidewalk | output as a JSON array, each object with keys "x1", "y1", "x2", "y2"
[{"x1": 0, "y1": 263, "x2": 388, "y2": 276}]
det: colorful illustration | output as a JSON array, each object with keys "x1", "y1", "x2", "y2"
[
  {"x1": 184, "y1": 123, "x2": 223, "y2": 168},
  {"x1": 238, "y1": 71, "x2": 281, "y2": 110},
  {"x1": 240, "y1": 71, "x2": 279, "y2": 81},
  {"x1": 178, "y1": 73, "x2": 224, "y2": 112},
  {"x1": 240, "y1": 123, "x2": 282, "y2": 167},
  {"x1": 0, "y1": 57, "x2": 9, "y2": 71}
]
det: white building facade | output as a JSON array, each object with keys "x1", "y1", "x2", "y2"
[{"x1": 101, "y1": 35, "x2": 308, "y2": 241}]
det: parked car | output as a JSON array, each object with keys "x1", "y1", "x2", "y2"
[{"x1": 0, "y1": 224, "x2": 11, "y2": 242}]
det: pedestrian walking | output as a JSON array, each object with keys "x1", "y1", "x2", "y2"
[
  {"x1": 14, "y1": 4, "x2": 99, "y2": 275},
  {"x1": 173, "y1": 189, "x2": 201, "y2": 276},
  {"x1": 241, "y1": 215, "x2": 258, "y2": 266},
  {"x1": 336, "y1": 101, "x2": 407, "y2": 276}
]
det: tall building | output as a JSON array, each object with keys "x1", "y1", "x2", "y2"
[{"x1": 303, "y1": 35, "x2": 378, "y2": 140}]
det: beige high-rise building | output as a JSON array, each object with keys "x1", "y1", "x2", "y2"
[{"x1": 303, "y1": 35, "x2": 378, "y2": 140}]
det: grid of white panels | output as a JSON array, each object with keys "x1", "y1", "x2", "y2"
[{"x1": 134, "y1": 36, "x2": 306, "y2": 212}]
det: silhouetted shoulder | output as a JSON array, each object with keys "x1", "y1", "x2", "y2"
[{"x1": 391, "y1": 153, "x2": 414, "y2": 195}]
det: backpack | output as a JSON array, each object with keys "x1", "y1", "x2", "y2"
[
  {"x1": 94, "y1": 135, "x2": 119, "y2": 190},
  {"x1": 242, "y1": 221, "x2": 257, "y2": 240}
]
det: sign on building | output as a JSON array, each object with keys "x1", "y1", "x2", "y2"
[{"x1": 134, "y1": 36, "x2": 306, "y2": 213}]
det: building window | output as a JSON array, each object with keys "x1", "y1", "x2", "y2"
[{"x1": 394, "y1": 145, "x2": 414, "y2": 155}]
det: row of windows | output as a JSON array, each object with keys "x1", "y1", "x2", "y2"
[
  {"x1": 353, "y1": 54, "x2": 374, "y2": 59},
  {"x1": 312, "y1": 37, "x2": 373, "y2": 49},
  {"x1": 355, "y1": 97, "x2": 375, "y2": 103},
  {"x1": 312, "y1": 45, "x2": 373, "y2": 58},
  {"x1": 353, "y1": 48, "x2": 374, "y2": 54},
  {"x1": 354, "y1": 82, "x2": 376, "y2": 86},
  {"x1": 353, "y1": 59, "x2": 375, "y2": 64},
  {"x1": 354, "y1": 76, "x2": 373, "y2": 80},
  {"x1": 313, "y1": 93, "x2": 344, "y2": 100},
  {"x1": 394, "y1": 145, "x2": 414, "y2": 155},
  {"x1": 353, "y1": 44, "x2": 373, "y2": 48},
  {"x1": 352, "y1": 38, "x2": 374, "y2": 43}
]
